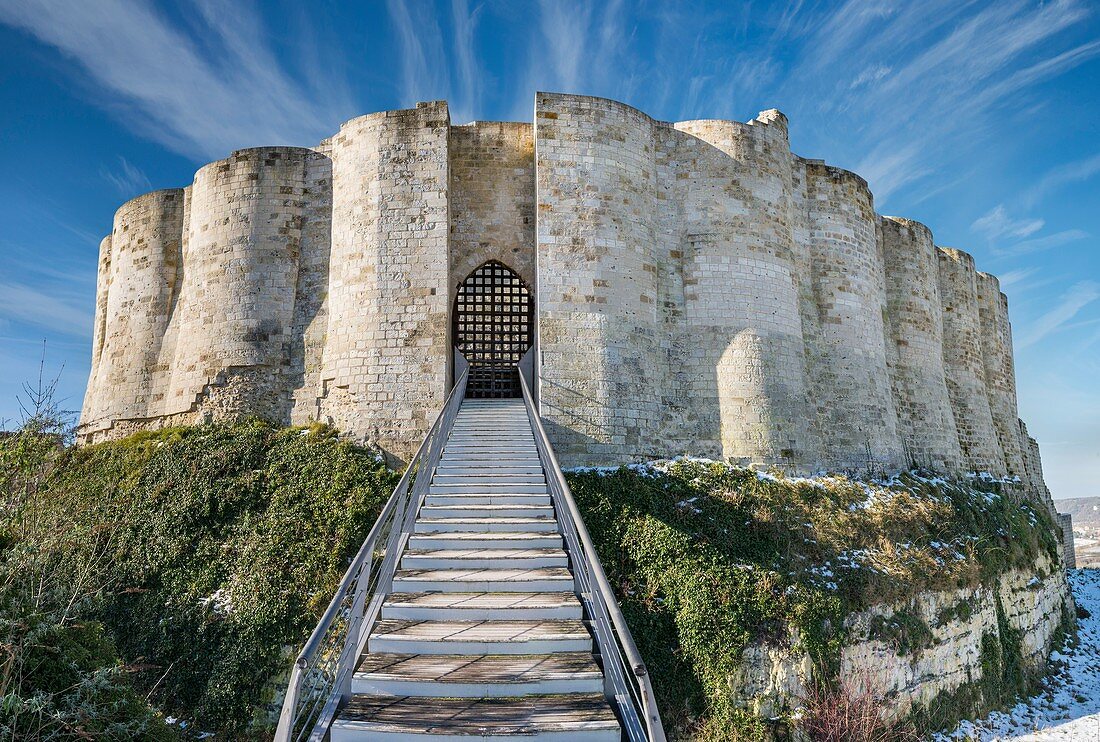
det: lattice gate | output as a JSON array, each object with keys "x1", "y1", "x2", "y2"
[{"x1": 453, "y1": 261, "x2": 533, "y2": 398}]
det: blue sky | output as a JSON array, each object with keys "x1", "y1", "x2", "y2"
[{"x1": 0, "y1": 0, "x2": 1097, "y2": 497}]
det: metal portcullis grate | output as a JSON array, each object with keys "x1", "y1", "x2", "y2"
[{"x1": 453, "y1": 261, "x2": 533, "y2": 398}]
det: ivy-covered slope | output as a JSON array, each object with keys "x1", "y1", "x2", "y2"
[
  {"x1": 565, "y1": 461, "x2": 1065, "y2": 741},
  {"x1": 0, "y1": 421, "x2": 397, "y2": 739}
]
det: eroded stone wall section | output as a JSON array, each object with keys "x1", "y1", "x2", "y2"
[
  {"x1": 319, "y1": 102, "x2": 451, "y2": 460},
  {"x1": 937, "y1": 248, "x2": 1006, "y2": 475},
  {"x1": 81, "y1": 234, "x2": 113, "y2": 427},
  {"x1": 289, "y1": 154, "x2": 334, "y2": 425},
  {"x1": 164, "y1": 147, "x2": 314, "y2": 425},
  {"x1": 880, "y1": 217, "x2": 962, "y2": 471},
  {"x1": 449, "y1": 122, "x2": 536, "y2": 291},
  {"x1": 800, "y1": 164, "x2": 903, "y2": 471}
]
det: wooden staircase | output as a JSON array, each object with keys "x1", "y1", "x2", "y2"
[{"x1": 328, "y1": 399, "x2": 621, "y2": 740}]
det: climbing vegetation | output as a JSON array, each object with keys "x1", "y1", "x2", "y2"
[{"x1": 565, "y1": 461, "x2": 1062, "y2": 740}]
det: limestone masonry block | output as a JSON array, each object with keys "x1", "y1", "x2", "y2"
[{"x1": 78, "y1": 93, "x2": 1056, "y2": 497}]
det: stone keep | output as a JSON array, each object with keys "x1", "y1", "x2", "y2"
[{"x1": 79, "y1": 93, "x2": 1053, "y2": 497}]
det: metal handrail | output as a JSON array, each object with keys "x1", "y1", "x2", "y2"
[
  {"x1": 274, "y1": 351, "x2": 470, "y2": 742},
  {"x1": 517, "y1": 350, "x2": 666, "y2": 742}
]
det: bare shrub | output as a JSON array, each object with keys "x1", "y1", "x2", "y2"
[{"x1": 799, "y1": 670, "x2": 919, "y2": 742}]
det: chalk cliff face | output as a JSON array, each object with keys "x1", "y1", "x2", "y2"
[
  {"x1": 729, "y1": 551, "x2": 1073, "y2": 725},
  {"x1": 79, "y1": 93, "x2": 1053, "y2": 501}
]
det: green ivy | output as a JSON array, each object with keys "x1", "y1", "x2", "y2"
[{"x1": 1, "y1": 421, "x2": 397, "y2": 738}]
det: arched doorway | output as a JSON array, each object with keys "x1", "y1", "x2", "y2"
[{"x1": 453, "y1": 260, "x2": 533, "y2": 398}]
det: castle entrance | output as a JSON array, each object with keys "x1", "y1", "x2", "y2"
[{"x1": 453, "y1": 261, "x2": 533, "y2": 398}]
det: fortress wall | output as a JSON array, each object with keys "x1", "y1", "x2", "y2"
[
  {"x1": 164, "y1": 147, "x2": 313, "y2": 424},
  {"x1": 534, "y1": 93, "x2": 664, "y2": 465},
  {"x1": 799, "y1": 163, "x2": 903, "y2": 471},
  {"x1": 669, "y1": 114, "x2": 821, "y2": 469},
  {"x1": 320, "y1": 102, "x2": 451, "y2": 459},
  {"x1": 976, "y1": 272, "x2": 1026, "y2": 478},
  {"x1": 936, "y1": 248, "x2": 1007, "y2": 475},
  {"x1": 449, "y1": 122, "x2": 536, "y2": 290},
  {"x1": 87, "y1": 190, "x2": 185, "y2": 429},
  {"x1": 1018, "y1": 419, "x2": 1052, "y2": 502},
  {"x1": 288, "y1": 153, "x2": 334, "y2": 425},
  {"x1": 81, "y1": 235, "x2": 114, "y2": 427},
  {"x1": 880, "y1": 217, "x2": 962, "y2": 471}
]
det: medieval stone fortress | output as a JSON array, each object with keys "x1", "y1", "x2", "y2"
[{"x1": 79, "y1": 92, "x2": 1051, "y2": 502}]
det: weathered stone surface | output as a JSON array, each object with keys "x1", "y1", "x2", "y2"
[{"x1": 77, "y1": 94, "x2": 1056, "y2": 495}]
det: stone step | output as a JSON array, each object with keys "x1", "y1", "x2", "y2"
[
  {"x1": 351, "y1": 652, "x2": 603, "y2": 697},
  {"x1": 429, "y1": 483, "x2": 548, "y2": 495},
  {"x1": 391, "y1": 567, "x2": 574, "y2": 593},
  {"x1": 435, "y1": 465, "x2": 545, "y2": 476},
  {"x1": 441, "y1": 449, "x2": 540, "y2": 458},
  {"x1": 367, "y1": 619, "x2": 591, "y2": 655},
  {"x1": 381, "y1": 591, "x2": 582, "y2": 621},
  {"x1": 420, "y1": 504, "x2": 554, "y2": 520},
  {"x1": 439, "y1": 456, "x2": 542, "y2": 468},
  {"x1": 414, "y1": 517, "x2": 558, "y2": 534},
  {"x1": 449, "y1": 428, "x2": 535, "y2": 437},
  {"x1": 425, "y1": 494, "x2": 551, "y2": 507},
  {"x1": 432, "y1": 474, "x2": 545, "y2": 486},
  {"x1": 400, "y1": 547, "x2": 568, "y2": 570},
  {"x1": 331, "y1": 693, "x2": 619, "y2": 741},
  {"x1": 408, "y1": 531, "x2": 564, "y2": 550}
]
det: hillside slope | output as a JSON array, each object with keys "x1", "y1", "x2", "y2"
[
  {"x1": 567, "y1": 461, "x2": 1074, "y2": 740},
  {"x1": 0, "y1": 421, "x2": 397, "y2": 738}
]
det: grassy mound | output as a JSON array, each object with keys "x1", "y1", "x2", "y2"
[
  {"x1": 565, "y1": 460, "x2": 1063, "y2": 740},
  {"x1": 0, "y1": 421, "x2": 397, "y2": 739}
]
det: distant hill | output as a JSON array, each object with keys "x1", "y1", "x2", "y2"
[{"x1": 1056, "y1": 497, "x2": 1100, "y2": 528}]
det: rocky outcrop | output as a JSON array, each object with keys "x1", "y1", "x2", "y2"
[{"x1": 731, "y1": 552, "x2": 1073, "y2": 724}]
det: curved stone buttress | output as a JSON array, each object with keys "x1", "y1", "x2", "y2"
[
  {"x1": 533, "y1": 93, "x2": 663, "y2": 466},
  {"x1": 976, "y1": 272, "x2": 1026, "y2": 479},
  {"x1": 937, "y1": 248, "x2": 1007, "y2": 475},
  {"x1": 670, "y1": 113, "x2": 821, "y2": 470},
  {"x1": 163, "y1": 147, "x2": 318, "y2": 424},
  {"x1": 82, "y1": 189, "x2": 184, "y2": 434},
  {"x1": 318, "y1": 102, "x2": 451, "y2": 460},
  {"x1": 880, "y1": 217, "x2": 963, "y2": 471},
  {"x1": 796, "y1": 162, "x2": 904, "y2": 472}
]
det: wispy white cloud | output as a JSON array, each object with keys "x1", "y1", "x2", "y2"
[
  {"x1": 451, "y1": 0, "x2": 484, "y2": 122},
  {"x1": 997, "y1": 229, "x2": 1090, "y2": 257},
  {"x1": 849, "y1": 64, "x2": 891, "y2": 89},
  {"x1": 0, "y1": 281, "x2": 92, "y2": 338},
  {"x1": 998, "y1": 267, "x2": 1040, "y2": 289},
  {"x1": 971, "y1": 204, "x2": 1045, "y2": 241},
  {"x1": 0, "y1": 0, "x2": 355, "y2": 160},
  {"x1": 510, "y1": 0, "x2": 637, "y2": 119},
  {"x1": 100, "y1": 156, "x2": 151, "y2": 196},
  {"x1": 1018, "y1": 280, "x2": 1100, "y2": 349},
  {"x1": 1024, "y1": 151, "x2": 1100, "y2": 207},
  {"x1": 776, "y1": 0, "x2": 1098, "y2": 206},
  {"x1": 386, "y1": 0, "x2": 448, "y2": 109}
]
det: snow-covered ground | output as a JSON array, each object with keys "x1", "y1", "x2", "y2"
[{"x1": 938, "y1": 569, "x2": 1100, "y2": 741}]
